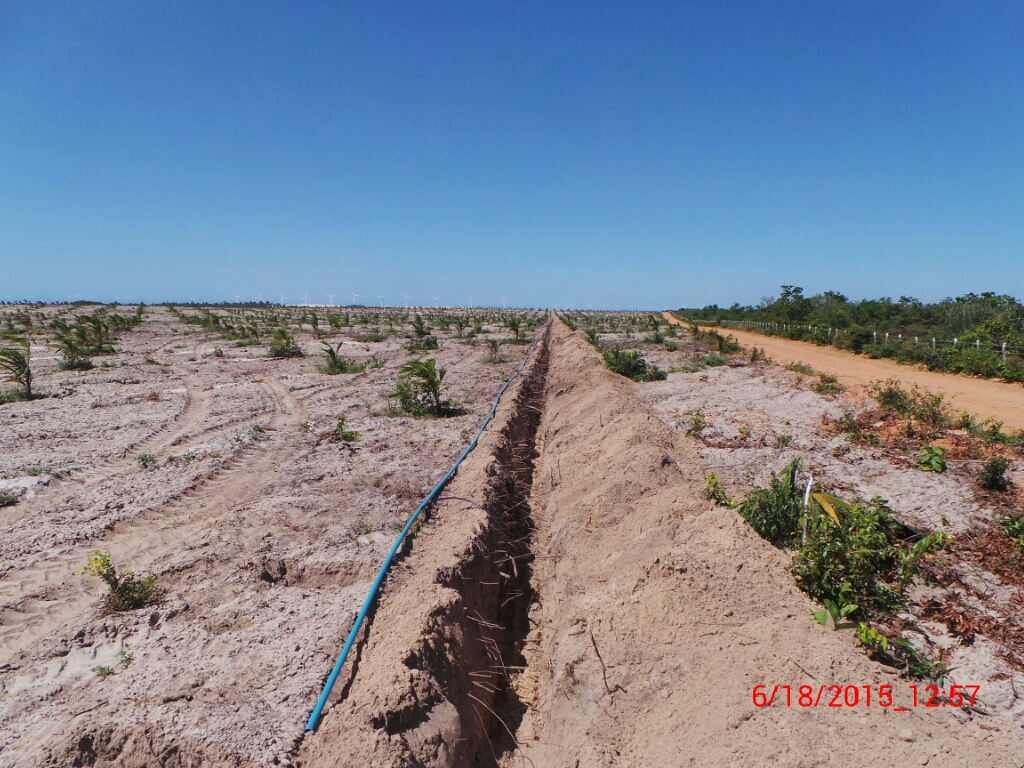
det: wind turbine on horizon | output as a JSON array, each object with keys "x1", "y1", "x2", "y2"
[
  {"x1": 502, "y1": 295, "x2": 506, "y2": 309},
  {"x1": 302, "y1": 292, "x2": 311, "y2": 305},
  {"x1": 404, "y1": 294, "x2": 410, "y2": 309},
  {"x1": 377, "y1": 294, "x2": 385, "y2": 308},
  {"x1": 255, "y1": 292, "x2": 263, "y2": 302},
  {"x1": 432, "y1": 296, "x2": 439, "y2": 307},
  {"x1": 469, "y1": 296, "x2": 474, "y2": 308},
  {"x1": 351, "y1": 291, "x2": 359, "y2": 305},
  {"x1": 327, "y1": 294, "x2": 334, "y2": 306},
  {"x1": 233, "y1": 295, "x2": 241, "y2": 303},
  {"x1": 280, "y1": 293, "x2": 287, "y2": 305}
]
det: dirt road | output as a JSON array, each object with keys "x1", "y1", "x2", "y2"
[{"x1": 664, "y1": 312, "x2": 1024, "y2": 431}]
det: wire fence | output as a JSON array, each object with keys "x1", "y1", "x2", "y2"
[{"x1": 697, "y1": 319, "x2": 1024, "y2": 362}]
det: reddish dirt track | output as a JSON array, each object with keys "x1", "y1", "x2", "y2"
[{"x1": 664, "y1": 312, "x2": 1024, "y2": 431}]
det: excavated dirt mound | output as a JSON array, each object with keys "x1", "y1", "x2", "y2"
[{"x1": 302, "y1": 320, "x2": 1024, "y2": 767}]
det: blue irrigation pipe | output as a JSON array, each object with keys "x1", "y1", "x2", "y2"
[{"x1": 304, "y1": 334, "x2": 543, "y2": 732}]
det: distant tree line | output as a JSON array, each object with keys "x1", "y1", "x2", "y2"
[{"x1": 679, "y1": 288, "x2": 1024, "y2": 382}]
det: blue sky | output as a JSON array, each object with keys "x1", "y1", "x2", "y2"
[{"x1": 2, "y1": 2, "x2": 1022, "y2": 308}]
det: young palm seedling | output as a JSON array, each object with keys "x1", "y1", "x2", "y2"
[
  {"x1": 269, "y1": 326, "x2": 303, "y2": 358},
  {"x1": 50, "y1": 331, "x2": 93, "y2": 370},
  {"x1": 0, "y1": 338, "x2": 33, "y2": 400},
  {"x1": 319, "y1": 341, "x2": 363, "y2": 374},
  {"x1": 394, "y1": 358, "x2": 459, "y2": 416},
  {"x1": 505, "y1": 316, "x2": 523, "y2": 342},
  {"x1": 602, "y1": 348, "x2": 667, "y2": 382},
  {"x1": 484, "y1": 338, "x2": 506, "y2": 363}
]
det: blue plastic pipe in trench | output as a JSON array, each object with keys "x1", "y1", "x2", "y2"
[{"x1": 304, "y1": 336, "x2": 541, "y2": 731}]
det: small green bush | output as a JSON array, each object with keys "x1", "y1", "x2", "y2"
[
  {"x1": 484, "y1": 338, "x2": 506, "y2": 363},
  {"x1": 0, "y1": 493, "x2": 19, "y2": 507},
  {"x1": 77, "y1": 550, "x2": 159, "y2": 614},
  {"x1": 869, "y1": 379, "x2": 948, "y2": 428},
  {"x1": 405, "y1": 335, "x2": 439, "y2": 351},
  {"x1": 391, "y1": 359, "x2": 462, "y2": 417},
  {"x1": 335, "y1": 415, "x2": 361, "y2": 442},
  {"x1": 695, "y1": 352, "x2": 728, "y2": 367},
  {"x1": 1001, "y1": 515, "x2": 1024, "y2": 550},
  {"x1": 791, "y1": 497, "x2": 901, "y2": 615},
  {"x1": 980, "y1": 456, "x2": 1011, "y2": 492},
  {"x1": 918, "y1": 444, "x2": 947, "y2": 472},
  {"x1": 736, "y1": 458, "x2": 804, "y2": 548},
  {"x1": 814, "y1": 373, "x2": 844, "y2": 396}
]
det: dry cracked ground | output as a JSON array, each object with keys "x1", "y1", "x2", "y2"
[{"x1": 2, "y1": 307, "x2": 1023, "y2": 767}]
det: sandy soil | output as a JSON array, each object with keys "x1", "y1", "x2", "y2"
[
  {"x1": 639, "y1": 357, "x2": 1024, "y2": 723},
  {"x1": 290, "y1": 320, "x2": 1024, "y2": 767},
  {"x1": 4, "y1": 308, "x2": 1023, "y2": 766},
  {"x1": 663, "y1": 312, "x2": 1024, "y2": 431},
  {"x1": 0, "y1": 306, "x2": 536, "y2": 767}
]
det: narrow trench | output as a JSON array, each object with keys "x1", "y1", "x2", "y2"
[
  {"x1": 391, "y1": 330, "x2": 550, "y2": 768},
  {"x1": 463, "y1": 334, "x2": 549, "y2": 767}
]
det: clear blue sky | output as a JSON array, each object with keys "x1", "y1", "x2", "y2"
[{"x1": 2, "y1": 2, "x2": 1022, "y2": 308}]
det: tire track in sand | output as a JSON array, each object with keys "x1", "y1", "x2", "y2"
[{"x1": 0, "y1": 376, "x2": 306, "y2": 663}]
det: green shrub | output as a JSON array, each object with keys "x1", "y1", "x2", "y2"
[
  {"x1": 335, "y1": 415, "x2": 361, "y2": 442},
  {"x1": 484, "y1": 338, "x2": 506, "y2": 363},
  {"x1": 791, "y1": 497, "x2": 901, "y2": 615},
  {"x1": 786, "y1": 361, "x2": 814, "y2": 375},
  {"x1": 814, "y1": 373, "x2": 844, "y2": 396},
  {"x1": 77, "y1": 550, "x2": 159, "y2": 614},
  {"x1": 735, "y1": 458, "x2": 804, "y2": 548},
  {"x1": 405, "y1": 335, "x2": 439, "y2": 351},
  {"x1": 695, "y1": 352, "x2": 728, "y2": 367},
  {"x1": 0, "y1": 493, "x2": 19, "y2": 507},
  {"x1": 918, "y1": 444, "x2": 947, "y2": 472},
  {"x1": 703, "y1": 473, "x2": 734, "y2": 506},
  {"x1": 392, "y1": 359, "x2": 461, "y2": 417},
  {"x1": 980, "y1": 456, "x2": 1011, "y2": 492},
  {"x1": 868, "y1": 380, "x2": 948, "y2": 427},
  {"x1": 895, "y1": 532, "x2": 951, "y2": 593},
  {"x1": 1001, "y1": 515, "x2": 1024, "y2": 550}
]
